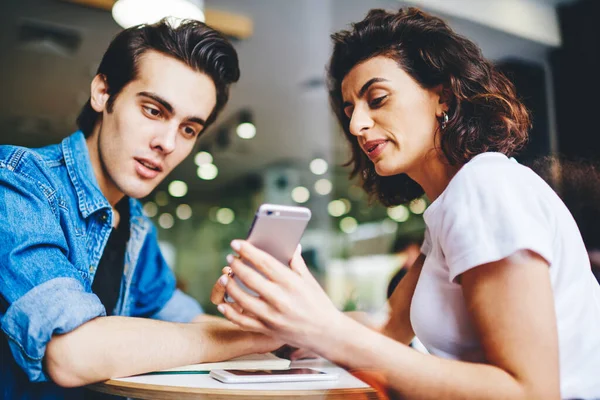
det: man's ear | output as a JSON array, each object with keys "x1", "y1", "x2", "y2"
[{"x1": 90, "y1": 74, "x2": 110, "y2": 113}]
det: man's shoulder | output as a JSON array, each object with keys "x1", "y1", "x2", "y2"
[{"x1": 0, "y1": 143, "x2": 62, "y2": 189}]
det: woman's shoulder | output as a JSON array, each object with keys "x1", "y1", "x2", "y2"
[
  {"x1": 450, "y1": 152, "x2": 539, "y2": 193},
  {"x1": 429, "y1": 152, "x2": 549, "y2": 217}
]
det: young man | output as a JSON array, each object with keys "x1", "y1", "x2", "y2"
[{"x1": 0, "y1": 19, "x2": 281, "y2": 399}]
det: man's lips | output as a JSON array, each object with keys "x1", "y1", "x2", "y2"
[
  {"x1": 363, "y1": 139, "x2": 388, "y2": 159},
  {"x1": 134, "y1": 158, "x2": 163, "y2": 179},
  {"x1": 135, "y1": 158, "x2": 163, "y2": 172}
]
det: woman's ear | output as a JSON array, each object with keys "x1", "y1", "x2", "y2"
[
  {"x1": 90, "y1": 74, "x2": 110, "y2": 113},
  {"x1": 433, "y1": 84, "x2": 452, "y2": 116}
]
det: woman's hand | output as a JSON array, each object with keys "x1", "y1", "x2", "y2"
[
  {"x1": 214, "y1": 240, "x2": 346, "y2": 354},
  {"x1": 210, "y1": 266, "x2": 245, "y2": 315}
]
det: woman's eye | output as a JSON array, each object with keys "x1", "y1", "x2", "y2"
[{"x1": 369, "y1": 95, "x2": 388, "y2": 108}]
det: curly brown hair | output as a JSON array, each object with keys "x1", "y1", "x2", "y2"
[{"x1": 328, "y1": 8, "x2": 531, "y2": 206}]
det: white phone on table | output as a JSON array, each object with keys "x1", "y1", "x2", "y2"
[
  {"x1": 209, "y1": 368, "x2": 338, "y2": 384},
  {"x1": 224, "y1": 203, "x2": 311, "y2": 303}
]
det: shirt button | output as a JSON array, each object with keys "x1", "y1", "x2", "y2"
[
  {"x1": 101, "y1": 214, "x2": 108, "y2": 222},
  {"x1": 89, "y1": 265, "x2": 96, "y2": 273}
]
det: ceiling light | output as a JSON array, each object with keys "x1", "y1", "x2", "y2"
[
  {"x1": 340, "y1": 217, "x2": 358, "y2": 234},
  {"x1": 314, "y1": 178, "x2": 332, "y2": 195},
  {"x1": 112, "y1": 0, "x2": 205, "y2": 29},
  {"x1": 236, "y1": 122, "x2": 256, "y2": 139},
  {"x1": 197, "y1": 163, "x2": 218, "y2": 180},
  {"x1": 194, "y1": 151, "x2": 213, "y2": 166},
  {"x1": 216, "y1": 208, "x2": 235, "y2": 225},
  {"x1": 168, "y1": 180, "x2": 188, "y2": 198},
  {"x1": 309, "y1": 158, "x2": 328, "y2": 175},
  {"x1": 176, "y1": 204, "x2": 192, "y2": 220},
  {"x1": 409, "y1": 198, "x2": 427, "y2": 215},
  {"x1": 143, "y1": 202, "x2": 158, "y2": 218},
  {"x1": 328, "y1": 200, "x2": 346, "y2": 217},
  {"x1": 387, "y1": 205, "x2": 409, "y2": 222},
  {"x1": 291, "y1": 186, "x2": 310, "y2": 204},
  {"x1": 235, "y1": 110, "x2": 256, "y2": 139},
  {"x1": 158, "y1": 213, "x2": 174, "y2": 229}
]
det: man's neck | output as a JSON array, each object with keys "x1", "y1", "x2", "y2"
[{"x1": 85, "y1": 128, "x2": 124, "y2": 207}]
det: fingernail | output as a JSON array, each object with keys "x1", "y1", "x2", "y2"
[
  {"x1": 231, "y1": 240, "x2": 241, "y2": 251},
  {"x1": 219, "y1": 275, "x2": 228, "y2": 286},
  {"x1": 297, "y1": 244, "x2": 302, "y2": 253},
  {"x1": 226, "y1": 254, "x2": 234, "y2": 264},
  {"x1": 217, "y1": 304, "x2": 225, "y2": 314}
]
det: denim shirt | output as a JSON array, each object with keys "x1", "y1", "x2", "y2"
[{"x1": 0, "y1": 131, "x2": 203, "y2": 399}]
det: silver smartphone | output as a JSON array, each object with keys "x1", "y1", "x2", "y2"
[
  {"x1": 209, "y1": 368, "x2": 338, "y2": 384},
  {"x1": 225, "y1": 203, "x2": 311, "y2": 302}
]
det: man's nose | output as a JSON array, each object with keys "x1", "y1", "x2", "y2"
[{"x1": 150, "y1": 128, "x2": 177, "y2": 154}]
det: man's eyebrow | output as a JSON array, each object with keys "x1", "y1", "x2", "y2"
[
  {"x1": 187, "y1": 117, "x2": 206, "y2": 126},
  {"x1": 137, "y1": 91, "x2": 206, "y2": 126},
  {"x1": 137, "y1": 92, "x2": 173, "y2": 114},
  {"x1": 342, "y1": 77, "x2": 390, "y2": 109}
]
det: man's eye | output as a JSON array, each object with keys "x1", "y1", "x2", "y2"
[
  {"x1": 143, "y1": 106, "x2": 161, "y2": 117},
  {"x1": 183, "y1": 126, "x2": 198, "y2": 137}
]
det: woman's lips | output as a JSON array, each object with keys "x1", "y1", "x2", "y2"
[{"x1": 365, "y1": 140, "x2": 388, "y2": 160}]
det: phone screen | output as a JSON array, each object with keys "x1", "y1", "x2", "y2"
[{"x1": 225, "y1": 368, "x2": 325, "y2": 376}]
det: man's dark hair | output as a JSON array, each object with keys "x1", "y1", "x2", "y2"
[
  {"x1": 328, "y1": 8, "x2": 530, "y2": 206},
  {"x1": 77, "y1": 18, "x2": 240, "y2": 137}
]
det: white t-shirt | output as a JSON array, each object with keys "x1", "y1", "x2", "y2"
[{"x1": 411, "y1": 152, "x2": 600, "y2": 399}]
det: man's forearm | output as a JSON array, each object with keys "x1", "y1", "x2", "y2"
[
  {"x1": 45, "y1": 315, "x2": 266, "y2": 387},
  {"x1": 192, "y1": 313, "x2": 226, "y2": 323}
]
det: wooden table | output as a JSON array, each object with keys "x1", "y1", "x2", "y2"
[{"x1": 87, "y1": 359, "x2": 380, "y2": 399}]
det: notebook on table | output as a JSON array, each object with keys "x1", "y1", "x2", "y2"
[{"x1": 147, "y1": 353, "x2": 291, "y2": 375}]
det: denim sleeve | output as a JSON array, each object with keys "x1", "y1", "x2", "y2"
[
  {"x1": 0, "y1": 166, "x2": 105, "y2": 382},
  {"x1": 151, "y1": 289, "x2": 203, "y2": 323},
  {"x1": 130, "y1": 225, "x2": 203, "y2": 322}
]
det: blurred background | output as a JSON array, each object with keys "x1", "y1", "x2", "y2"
[{"x1": 1, "y1": 0, "x2": 598, "y2": 315}]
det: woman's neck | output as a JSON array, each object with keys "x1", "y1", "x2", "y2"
[{"x1": 408, "y1": 152, "x2": 461, "y2": 202}]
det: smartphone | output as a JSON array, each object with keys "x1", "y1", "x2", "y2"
[
  {"x1": 225, "y1": 204, "x2": 311, "y2": 302},
  {"x1": 209, "y1": 368, "x2": 338, "y2": 384}
]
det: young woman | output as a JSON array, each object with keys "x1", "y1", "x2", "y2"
[{"x1": 211, "y1": 8, "x2": 600, "y2": 399}]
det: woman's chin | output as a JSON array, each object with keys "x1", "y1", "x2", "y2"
[{"x1": 373, "y1": 162, "x2": 402, "y2": 177}]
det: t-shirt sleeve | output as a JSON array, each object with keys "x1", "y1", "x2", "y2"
[{"x1": 438, "y1": 163, "x2": 555, "y2": 283}]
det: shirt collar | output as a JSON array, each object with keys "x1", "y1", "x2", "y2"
[{"x1": 61, "y1": 131, "x2": 111, "y2": 219}]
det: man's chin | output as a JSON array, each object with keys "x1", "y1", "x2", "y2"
[{"x1": 120, "y1": 183, "x2": 156, "y2": 200}]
